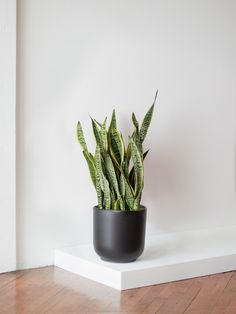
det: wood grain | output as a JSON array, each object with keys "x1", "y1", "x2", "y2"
[{"x1": 0, "y1": 267, "x2": 235, "y2": 313}]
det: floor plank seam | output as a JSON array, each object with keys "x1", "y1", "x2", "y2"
[
  {"x1": 182, "y1": 286, "x2": 202, "y2": 313},
  {"x1": 219, "y1": 271, "x2": 234, "y2": 294}
]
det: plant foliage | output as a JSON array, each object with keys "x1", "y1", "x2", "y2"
[{"x1": 77, "y1": 91, "x2": 157, "y2": 211}]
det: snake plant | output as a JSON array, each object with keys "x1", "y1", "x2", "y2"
[{"x1": 77, "y1": 91, "x2": 157, "y2": 211}]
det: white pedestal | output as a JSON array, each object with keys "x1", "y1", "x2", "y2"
[{"x1": 54, "y1": 225, "x2": 236, "y2": 290}]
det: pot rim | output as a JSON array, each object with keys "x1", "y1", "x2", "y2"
[{"x1": 93, "y1": 205, "x2": 146, "y2": 213}]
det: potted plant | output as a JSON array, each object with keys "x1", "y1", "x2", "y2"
[{"x1": 77, "y1": 91, "x2": 157, "y2": 263}]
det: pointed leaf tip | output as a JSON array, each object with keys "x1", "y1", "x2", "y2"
[
  {"x1": 139, "y1": 92, "x2": 157, "y2": 143},
  {"x1": 109, "y1": 109, "x2": 117, "y2": 130},
  {"x1": 153, "y1": 89, "x2": 158, "y2": 104},
  {"x1": 77, "y1": 121, "x2": 88, "y2": 151}
]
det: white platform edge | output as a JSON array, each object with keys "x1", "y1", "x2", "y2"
[
  {"x1": 54, "y1": 249, "x2": 122, "y2": 290},
  {"x1": 54, "y1": 226, "x2": 236, "y2": 290},
  {"x1": 121, "y1": 254, "x2": 236, "y2": 290},
  {"x1": 55, "y1": 250, "x2": 236, "y2": 290}
]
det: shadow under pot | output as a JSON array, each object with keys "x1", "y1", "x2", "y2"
[{"x1": 93, "y1": 205, "x2": 147, "y2": 263}]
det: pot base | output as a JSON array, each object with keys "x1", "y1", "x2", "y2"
[{"x1": 101, "y1": 257, "x2": 136, "y2": 263}]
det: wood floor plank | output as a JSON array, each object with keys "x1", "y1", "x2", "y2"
[
  {"x1": 0, "y1": 270, "x2": 25, "y2": 290},
  {"x1": 124, "y1": 283, "x2": 166, "y2": 313},
  {"x1": 0, "y1": 267, "x2": 83, "y2": 313},
  {"x1": 184, "y1": 272, "x2": 234, "y2": 314},
  {"x1": 44, "y1": 267, "x2": 121, "y2": 313},
  {"x1": 118, "y1": 286, "x2": 152, "y2": 313},
  {"x1": 0, "y1": 267, "x2": 235, "y2": 313},
  {"x1": 211, "y1": 272, "x2": 236, "y2": 314}
]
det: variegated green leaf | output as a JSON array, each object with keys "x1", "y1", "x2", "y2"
[
  {"x1": 129, "y1": 150, "x2": 149, "y2": 188},
  {"x1": 77, "y1": 121, "x2": 88, "y2": 151},
  {"x1": 100, "y1": 117, "x2": 108, "y2": 151},
  {"x1": 123, "y1": 162, "x2": 129, "y2": 179},
  {"x1": 89, "y1": 152, "x2": 95, "y2": 162},
  {"x1": 132, "y1": 130, "x2": 143, "y2": 156},
  {"x1": 102, "y1": 181, "x2": 111, "y2": 209},
  {"x1": 105, "y1": 154, "x2": 125, "y2": 210},
  {"x1": 110, "y1": 188, "x2": 116, "y2": 208},
  {"x1": 95, "y1": 170, "x2": 103, "y2": 208},
  {"x1": 108, "y1": 132, "x2": 121, "y2": 171},
  {"x1": 95, "y1": 146, "x2": 111, "y2": 209},
  {"x1": 120, "y1": 133, "x2": 126, "y2": 155},
  {"x1": 110, "y1": 129, "x2": 124, "y2": 165},
  {"x1": 129, "y1": 137, "x2": 144, "y2": 198},
  {"x1": 140, "y1": 90, "x2": 158, "y2": 143},
  {"x1": 91, "y1": 118, "x2": 103, "y2": 151},
  {"x1": 91, "y1": 118, "x2": 100, "y2": 143},
  {"x1": 114, "y1": 199, "x2": 119, "y2": 210},
  {"x1": 124, "y1": 175, "x2": 135, "y2": 210},
  {"x1": 120, "y1": 173, "x2": 125, "y2": 198},
  {"x1": 109, "y1": 109, "x2": 117, "y2": 130},
  {"x1": 94, "y1": 119, "x2": 102, "y2": 127},
  {"x1": 133, "y1": 197, "x2": 141, "y2": 211},
  {"x1": 132, "y1": 113, "x2": 139, "y2": 135},
  {"x1": 82, "y1": 150, "x2": 96, "y2": 187},
  {"x1": 125, "y1": 142, "x2": 132, "y2": 172},
  {"x1": 105, "y1": 154, "x2": 120, "y2": 197}
]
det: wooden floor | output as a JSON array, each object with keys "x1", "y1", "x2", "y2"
[{"x1": 0, "y1": 267, "x2": 235, "y2": 313}]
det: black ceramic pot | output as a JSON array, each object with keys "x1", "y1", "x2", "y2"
[{"x1": 93, "y1": 206, "x2": 146, "y2": 263}]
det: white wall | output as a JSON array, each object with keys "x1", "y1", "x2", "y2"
[
  {"x1": 0, "y1": 0, "x2": 16, "y2": 272},
  {"x1": 17, "y1": 0, "x2": 236, "y2": 268}
]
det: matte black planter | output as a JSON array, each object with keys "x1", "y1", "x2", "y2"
[{"x1": 93, "y1": 206, "x2": 146, "y2": 263}]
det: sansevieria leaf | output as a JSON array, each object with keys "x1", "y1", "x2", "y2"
[
  {"x1": 82, "y1": 150, "x2": 96, "y2": 188},
  {"x1": 129, "y1": 149, "x2": 149, "y2": 189},
  {"x1": 133, "y1": 197, "x2": 141, "y2": 211},
  {"x1": 95, "y1": 146, "x2": 111, "y2": 209},
  {"x1": 91, "y1": 118, "x2": 103, "y2": 152},
  {"x1": 114, "y1": 199, "x2": 119, "y2": 210},
  {"x1": 105, "y1": 154, "x2": 125, "y2": 209},
  {"x1": 119, "y1": 173, "x2": 125, "y2": 198},
  {"x1": 77, "y1": 121, "x2": 88, "y2": 151},
  {"x1": 129, "y1": 137, "x2": 144, "y2": 199},
  {"x1": 110, "y1": 188, "x2": 116, "y2": 208},
  {"x1": 132, "y1": 113, "x2": 139, "y2": 135},
  {"x1": 94, "y1": 119, "x2": 102, "y2": 127},
  {"x1": 125, "y1": 142, "x2": 132, "y2": 174},
  {"x1": 132, "y1": 130, "x2": 143, "y2": 156},
  {"x1": 109, "y1": 109, "x2": 117, "y2": 130},
  {"x1": 110, "y1": 128, "x2": 124, "y2": 165},
  {"x1": 100, "y1": 117, "x2": 108, "y2": 152},
  {"x1": 140, "y1": 90, "x2": 158, "y2": 143},
  {"x1": 123, "y1": 174, "x2": 135, "y2": 210},
  {"x1": 95, "y1": 170, "x2": 103, "y2": 209}
]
